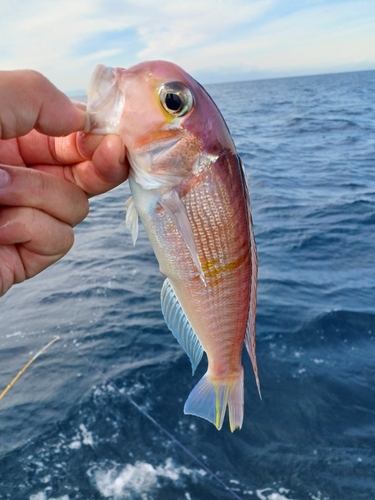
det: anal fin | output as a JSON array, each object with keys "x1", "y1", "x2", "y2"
[{"x1": 161, "y1": 279, "x2": 203, "y2": 374}]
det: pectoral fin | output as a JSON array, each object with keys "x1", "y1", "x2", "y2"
[
  {"x1": 125, "y1": 196, "x2": 139, "y2": 245},
  {"x1": 161, "y1": 278, "x2": 203, "y2": 374},
  {"x1": 159, "y1": 190, "x2": 205, "y2": 283}
]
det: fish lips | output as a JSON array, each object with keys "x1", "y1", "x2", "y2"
[{"x1": 85, "y1": 64, "x2": 125, "y2": 135}]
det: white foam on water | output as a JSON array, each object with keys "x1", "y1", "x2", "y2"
[
  {"x1": 30, "y1": 494, "x2": 47, "y2": 500},
  {"x1": 256, "y1": 488, "x2": 297, "y2": 500},
  {"x1": 257, "y1": 488, "x2": 332, "y2": 500},
  {"x1": 68, "y1": 440, "x2": 81, "y2": 450},
  {"x1": 310, "y1": 493, "x2": 331, "y2": 500},
  {"x1": 91, "y1": 457, "x2": 206, "y2": 499},
  {"x1": 29, "y1": 494, "x2": 70, "y2": 500},
  {"x1": 312, "y1": 359, "x2": 325, "y2": 364},
  {"x1": 79, "y1": 423, "x2": 94, "y2": 447},
  {"x1": 5, "y1": 330, "x2": 23, "y2": 338},
  {"x1": 68, "y1": 423, "x2": 94, "y2": 450}
]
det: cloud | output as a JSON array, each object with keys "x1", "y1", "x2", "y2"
[
  {"x1": 183, "y1": 0, "x2": 375, "y2": 79},
  {"x1": 0, "y1": 0, "x2": 374, "y2": 90},
  {"x1": 133, "y1": 0, "x2": 273, "y2": 58},
  {"x1": 0, "y1": 0, "x2": 137, "y2": 87}
]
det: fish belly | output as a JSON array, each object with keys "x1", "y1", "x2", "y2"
[{"x1": 130, "y1": 152, "x2": 255, "y2": 430}]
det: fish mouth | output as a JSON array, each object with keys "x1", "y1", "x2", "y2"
[{"x1": 85, "y1": 64, "x2": 125, "y2": 134}]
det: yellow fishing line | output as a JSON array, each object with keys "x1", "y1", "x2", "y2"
[{"x1": 0, "y1": 335, "x2": 60, "y2": 402}]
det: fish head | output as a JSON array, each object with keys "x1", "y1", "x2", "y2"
[{"x1": 86, "y1": 60, "x2": 235, "y2": 189}]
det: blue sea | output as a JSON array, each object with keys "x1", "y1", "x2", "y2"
[{"x1": 1, "y1": 69, "x2": 375, "y2": 500}]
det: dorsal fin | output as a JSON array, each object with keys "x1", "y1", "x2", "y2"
[{"x1": 239, "y1": 155, "x2": 261, "y2": 398}]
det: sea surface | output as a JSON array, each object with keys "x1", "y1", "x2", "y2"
[{"x1": 1, "y1": 69, "x2": 375, "y2": 500}]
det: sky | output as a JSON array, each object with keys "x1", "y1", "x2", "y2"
[{"x1": 0, "y1": 0, "x2": 374, "y2": 92}]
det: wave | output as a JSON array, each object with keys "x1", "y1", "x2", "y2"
[{"x1": 287, "y1": 116, "x2": 362, "y2": 133}]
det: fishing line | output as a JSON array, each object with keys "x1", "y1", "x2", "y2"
[
  {"x1": 0, "y1": 335, "x2": 60, "y2": 402},
  {"x1": 73, "y1": 345, "x2": 244, "y2": 500},
  {"x1": 1, "y1": 332, "x2": 243, "y2": 499}
]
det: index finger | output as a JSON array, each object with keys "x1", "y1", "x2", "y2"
[{"x1": 0, "y1": 70, "x2": 86, "y2": 139}]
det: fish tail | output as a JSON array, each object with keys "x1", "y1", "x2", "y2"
[{"x1": 184, "y1": 368, "x2": 244, "y2": 432}]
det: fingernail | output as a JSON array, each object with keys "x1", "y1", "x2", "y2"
[
  {"x1": 0, "y1": 168, "x2": 11, "y2": 188},
  {"x1": 76, "y1": 131, "x2": 102, "y2": 160}
]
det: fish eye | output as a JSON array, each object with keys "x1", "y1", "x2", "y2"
[{"x1": 159, "y1": 82, "x2": 194, "y2": 117}]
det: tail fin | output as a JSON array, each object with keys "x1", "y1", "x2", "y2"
[{"x1": 183, "y1": 369, "x2": 244, "y2": 432}]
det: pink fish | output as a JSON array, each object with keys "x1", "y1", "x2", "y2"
[{"x1": 86, "y1": 61, "x2": 260, "y2": 431}]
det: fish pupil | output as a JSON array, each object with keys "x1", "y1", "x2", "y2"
[
  {"x1": 159, "y1": 82, "x2": 194, "y2": 117},
  {"x1": 165, "y1": 93, "x2": 182, "y2": 112}
]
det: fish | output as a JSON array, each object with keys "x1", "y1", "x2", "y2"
[{"x1": 85, "y1": 61, "x2": 260, "y2": 431}]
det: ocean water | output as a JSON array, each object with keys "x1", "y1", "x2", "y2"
[{"x1": 1, "y1": 69, "x2": 375, "y2": 500}]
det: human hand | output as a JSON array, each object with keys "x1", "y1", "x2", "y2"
[{"x1": 0, "y1": 70, "x2": 129, "y2": 297}]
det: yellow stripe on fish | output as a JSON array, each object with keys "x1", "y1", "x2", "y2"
[{"x1": 201, "y1": 253, "x2": 248, "y2": 286}]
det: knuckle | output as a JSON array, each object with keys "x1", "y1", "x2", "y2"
[
  {"x1": 30, "y1": 170, "x2": 48, "y2": 201},
  {"x1": 23, "y1": 69, "x2": 49, "y2": 89},
  {"x1": 70, "y1": 179, "x2": 90, "y2": 223},
  {"x1": 71, "y1": 190, "x2": 90, "y2": 226},
  {"x1": 81, "y1": 197, "x2": 90, "y2": 220},
  {"x1": 61, "y1": 225, "x2": 75, "y2": 254}
]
